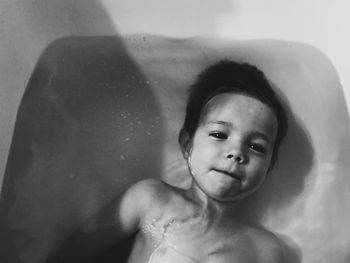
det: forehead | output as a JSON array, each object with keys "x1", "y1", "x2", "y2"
[{"x1": 202, "y1": 93, "x2": 278, "y2": 136}]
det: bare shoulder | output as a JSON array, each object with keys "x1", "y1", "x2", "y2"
[
  {"x1": 245, "y1": 226, "x2": 285, "y2": 263},
  {"x1": 121, "y1": 179, "x2": 174, "y2": 215},
  {"x1": 117, "y1": 178, "x2": 175, "y2": 234},
  {"x1": 125, "y1": 178, "x2": 173, "y2": 200}
]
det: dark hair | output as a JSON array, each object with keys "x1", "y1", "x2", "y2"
[{"x1": 179, "y1": 60, "x2": 288, "y2": 168}]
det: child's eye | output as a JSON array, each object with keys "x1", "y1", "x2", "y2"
[
  {"x1": 209, "y1": 131, "x2": 228, "y2": 140},
  {"x1": 249, "y1": 143, "x2": 266, "y2": 154}
]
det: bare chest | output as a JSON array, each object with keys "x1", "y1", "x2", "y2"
[{"x1": 136, "y1": 217, "x2": 261, "y2": 263}]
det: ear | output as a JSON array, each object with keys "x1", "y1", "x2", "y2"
[{"x1": 179, "y1": 128, "x2": 192, "y2": 159}]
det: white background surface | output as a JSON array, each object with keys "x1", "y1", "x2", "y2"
[{"x1": 102, "y1": 0, "x2": 350, "y2": 109}]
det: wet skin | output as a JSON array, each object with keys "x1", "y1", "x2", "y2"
[{"x1": 121, "y1": 93, "x2": 283, "y2": 263}]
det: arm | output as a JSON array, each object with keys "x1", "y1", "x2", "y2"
[{"x1": 46, "y1": 179, "x2": 158, "y2": 263}]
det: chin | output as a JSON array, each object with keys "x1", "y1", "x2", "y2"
[{"x1": 210, "y1": 189, "x2": 256, "y2": 203}]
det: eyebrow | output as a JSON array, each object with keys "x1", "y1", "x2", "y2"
[
  {"x1": 207, "y1": 121, "x2": 232, "y2": 127},
  {"x1": 207, "y1": 121, "x2": 271, "y2": 143},
  {"x1": 250, "y1": 131, "x2": 271, "y2": 143}
]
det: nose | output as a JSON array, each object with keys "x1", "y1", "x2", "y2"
[
  {"x1": 226, "y1": 146, "x2": 245, "y2": 164},
  {"x1": 226, "y1": 153, "x2": 244, "y2": 164}
]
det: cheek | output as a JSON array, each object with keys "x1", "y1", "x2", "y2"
[
  {"x1": 248, "y1": 156, "x2": 271, "y2": 177},
  {"x1": 190, "y1": 141, "x2": 218, "y2": 170},
  {"x1": 244, "y1": 164, "x2": 268, "y2": 190},
  {"x1": 191, "y1": 146, "x2": 211, "y2": 165}
]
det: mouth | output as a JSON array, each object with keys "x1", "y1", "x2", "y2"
[{"x1": 212, "y1": 169, "x2": 242, "y2": 182}]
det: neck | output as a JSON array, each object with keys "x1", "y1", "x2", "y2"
[
  {"x1": 187, "y1": 180, "x2": 239, "y2": 223},
  {"x1": 185, "y1": 156, "x2": 240, "y2": 223}
]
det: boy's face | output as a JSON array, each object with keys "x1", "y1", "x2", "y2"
[{"x1": 188, "y1": 93, "x2": 278, "y2": 202}]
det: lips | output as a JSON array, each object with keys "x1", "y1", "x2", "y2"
[{"x1": 212, "y1": 168, "x2": 242, "y2": 182}]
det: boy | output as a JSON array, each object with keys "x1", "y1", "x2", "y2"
[{"x1": 121, "y1": 60, "x2": 288, "y2": 262}]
